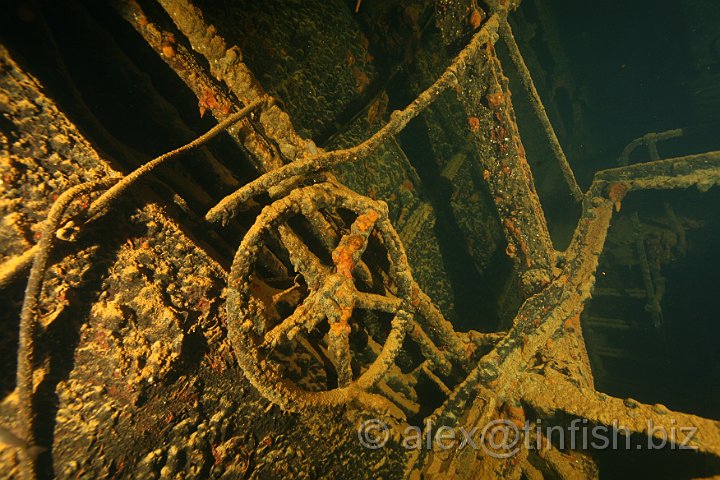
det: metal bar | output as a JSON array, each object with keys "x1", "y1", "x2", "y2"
[
  {"x1": 500, "y1": 20, "x2": 583, "y2": 201},
  {"x1": 206, "y1": 14, "x2": 504, "y2": 223}
]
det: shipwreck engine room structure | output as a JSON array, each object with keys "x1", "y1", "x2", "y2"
[{"x1": 0, "y1": 0, "x2": 719, "y2": 478}]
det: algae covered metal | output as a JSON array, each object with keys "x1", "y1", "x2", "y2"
[{"x1": 1, "y1": 0, "x2": 719, "y2": 478}]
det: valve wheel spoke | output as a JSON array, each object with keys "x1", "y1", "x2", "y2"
[
  {"x1": 276, "y1": 224, "x2": 327, "y2": 288},
  {"x1": 227, "y1": 183, "x2": 417, "y2": 414},
  {"x1": 355, "y1": 292, "x2": 402, "y2": 313},
  {"x1": 327, "y1": 326, "x2": 353, "y2": 387},
  {"x1": 261, "y1": 291, "x2": 322, "y2": 350}
]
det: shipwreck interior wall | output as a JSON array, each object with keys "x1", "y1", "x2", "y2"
[{"x1": 0, "y1": 0, "x2": 719, "y2": 478}]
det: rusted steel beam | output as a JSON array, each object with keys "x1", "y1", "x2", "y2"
[
  {"x1": 156, "y1": 0, "x2": 311, "y2": 166},
  {"x1": 500, "y1": 20, "x2": 583, "y2": 202},
  {"x1": 435, "y1": 198, "x2": 613, "y2": 422},
  {"x1": 617, "y1": 128, "x2": 684, "y2": 166},
  {"x1": 455, "y1": 44, "x2": 557, "y2": 295},
  {"x1": 430, "y1": 149, "x2": 720, "y2": 429},
  {"x1": 410, "y1": 145, "x2": 720, "y2": 476},
  {"x1": 113, "y1": 0, "x2": 283, "y2": 173},
  {"x1": 521, "y1": 369, "x2": 720, "y2": 459},
  {"x1": 594, "y1": 150, "x2": 720, "y2": 197},
  {"x1": 205, "y1": 14, "x2": 504, "y2": 224}
]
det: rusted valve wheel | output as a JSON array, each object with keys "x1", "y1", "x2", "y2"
[{"x1": 226, "y1": 182, "x2": 415, "y2": 414}]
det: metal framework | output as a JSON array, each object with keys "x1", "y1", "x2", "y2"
[{"x1": 3, "y1": 1, "x2": 720, "y2": 478}]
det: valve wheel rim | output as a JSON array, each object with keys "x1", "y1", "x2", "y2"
[{"x1": 226, "y1": 183, "x2": 415, "y2": 411}]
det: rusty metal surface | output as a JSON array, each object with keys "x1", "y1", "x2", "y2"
[{"x1": 1, "y1": 1, "x2": 720, "y2": 479}]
